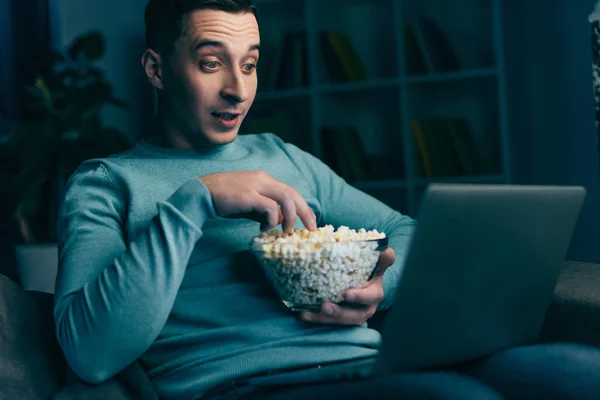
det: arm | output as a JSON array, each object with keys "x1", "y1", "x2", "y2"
[
  {"x1": 54, "y1": 161, "x2": 215, "y2": 384},
  {"x1": 282, "y1": 143, "x2": 416, "y2": 310}
]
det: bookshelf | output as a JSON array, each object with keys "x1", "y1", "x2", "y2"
[{"x1": 243, "y1": 0, "x2": 511, "y2": 217}]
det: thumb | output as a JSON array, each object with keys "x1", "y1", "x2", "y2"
[{"x1": 375, "y1": 248, "x2": 395, "y2": 277}]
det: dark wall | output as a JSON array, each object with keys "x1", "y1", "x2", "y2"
[
  {"x1": 0, "y1": 0, "x2": 51, "y2": 279},
  {"x1": 504, "y1": 0, "x2": 600, "y2": 262},
  {"x1": 0, "y1": 0, "x2": 51, "y2": 119}
]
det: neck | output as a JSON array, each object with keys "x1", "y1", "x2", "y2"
[
  {"x1": 148, "y1": 103, "x2": 196, "y2": 149},
  {"x1": 148, "y1": 98, "x2": 237, "y2": 151}
]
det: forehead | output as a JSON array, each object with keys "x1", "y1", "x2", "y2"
[{"x1": 181, "y1": 9, "x2": 260, "y2": 48}]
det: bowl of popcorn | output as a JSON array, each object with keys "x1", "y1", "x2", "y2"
[{"x1": 251, "y1": 225, "x2": 388, "y2": 312}]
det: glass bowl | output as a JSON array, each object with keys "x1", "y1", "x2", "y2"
[{"x1": 251, "y1": 236, "x2": 388, "y2": 312}]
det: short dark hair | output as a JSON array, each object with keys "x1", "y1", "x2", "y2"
[{"x1": 144, "y1": 0, "x2": 258, "y2": 56}]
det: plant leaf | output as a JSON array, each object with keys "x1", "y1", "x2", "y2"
[
  {"x1": 82, "y1": 31, "x2": 105, "y2": 61},
  {"x1": 108, "y1": 97, "x2": 129, "y2": 109},
  {"x1": 67, "y1": 35, "x2": 86, "y2": 60}
]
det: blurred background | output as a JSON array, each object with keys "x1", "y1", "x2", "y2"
[{"x1": 1, "y1": 0, "x2": 599, "y2": 286}]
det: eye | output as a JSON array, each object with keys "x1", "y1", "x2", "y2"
[
  {"x1": 201, "y1": 61, "x2": 222, "y2": 71},
  {"x1": 242, "y1": 63, "x2": 257, "y2": 73}
]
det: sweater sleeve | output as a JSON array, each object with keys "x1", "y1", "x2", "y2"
[
  {"x1": 54, "y1": 161, "x2": 215, "y2": 384},
  {"x1": 280, "y1": 141, "x2": 416, "y2": 310}
]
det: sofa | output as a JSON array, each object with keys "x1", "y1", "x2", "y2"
[{"x1": 1, "y1": 261, "x2": 600, "y2": 400}]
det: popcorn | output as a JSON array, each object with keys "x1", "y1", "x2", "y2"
[
  {"x1": 253, "y1": 225, "x2": 385, "y2": 246},
  {"x1": 252, "y1": 225, "x2": 386, "y2": 306}
]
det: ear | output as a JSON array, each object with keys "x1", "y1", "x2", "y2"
[{"x1": 142, "y1": 49, "x2": 164, "y2": 90}]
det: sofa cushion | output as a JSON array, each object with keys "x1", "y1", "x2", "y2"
[
  {"x1": 539, "y1": 261, "x2": 600, "y2": 347},
  {"x1": 0, "y1": 274, "x2": 65, "y2": 399},
  {"x1": 0, "y1": 274, "x2": 160, "y2": 400}
]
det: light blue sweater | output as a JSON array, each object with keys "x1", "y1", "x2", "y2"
[{"x1": 54, "y1": 133, "x2": 416, "y2": 399}]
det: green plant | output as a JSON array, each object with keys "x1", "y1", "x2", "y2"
[{"x1": 0, "y1": 31, "x2": 131, "y2": 244}]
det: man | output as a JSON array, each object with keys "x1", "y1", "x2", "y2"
[{"x1": 54, "y1": 1, "x2": 600, "y2": 399}]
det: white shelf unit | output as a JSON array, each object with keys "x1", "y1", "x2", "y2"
[{"x1": 245, "y1": 0, "x2": 511, "y2": 217}]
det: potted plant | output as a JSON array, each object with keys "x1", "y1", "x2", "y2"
[{"x1": 0, "y1": 31, "x2": 130, "y2": 292}]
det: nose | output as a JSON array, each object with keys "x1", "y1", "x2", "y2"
[{"x1": 220, "y1": 70, "x2": 249, "y2": 104}]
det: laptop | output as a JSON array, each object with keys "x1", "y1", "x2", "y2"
[{"x1": 249, "y1": 183, "x2": 587, "y2": 385}]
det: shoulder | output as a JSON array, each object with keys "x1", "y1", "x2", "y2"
[
  {"x1": 238, "y1": 132, "x2": 286, "y2": 149},
  {"x1": 65, "y1": 142, "x2": 161, "y2": 193},
  {"x1": 63, "y1": 145, "x2": 141, "y2": 211},
  {"x1": 240, "y1": 132, "x2": 314, "y2": 161},
  {"x1": 61, "y1": 160, "x2": 122, "y2": 216}
]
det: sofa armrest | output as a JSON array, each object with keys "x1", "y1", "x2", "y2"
[
  {"x1": 53, "y1": 378, "x2": 132, "y2": 400},
  {"x1": 21, "y1": 288, "x2": 159, "y2": 400},
  {"x1": 539, "y1": 261, "x2": 600, "y2": 347},
  {"x1": 53, "y1": 362, "x2": 159, "y2": 400}
]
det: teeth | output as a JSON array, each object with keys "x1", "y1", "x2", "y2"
[{"x1": 215, "y1": 113, "x2": 236, "y2": 120}]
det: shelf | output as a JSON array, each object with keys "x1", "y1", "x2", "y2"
[
  {"x1": 407, "y1": 77, "x2": 503, "y2": 176},
  {"x1": 352, "y1": 179, "x2": 408, "y2": 191},
  {"x1": 359, "y1": 185, "x2": 410, "y2": 215},
  {"x1": 257, "y1": 78, "x2": 402, "y2": 97},
  {"x1": 404, "y1": 68, "x2": 497, "y2": 84},
  {"x1": 255, "y1": 0, "x2": 308, "y2": 92},
  {"x1": 402, "y1": 0, "x2": 496, "y2": 71},
  {"x1": 255, "y1": 89, "x2": 311, "y2": 101},
  {"x1": 250, "y1": 0, "x2": 510, "y2": 217},
  {"x1": 319, "y1": 86, "x2": 403, "y2": 181},
  {"x1": 243, "y1": 96, "x2": 313, "y2": 153},
  {"x1": 318, "y1": 78, "x2": 400, "y2": 94},
  {"x1": 313, "y1": 0, "x2": 398, "y2": 85},
  {"x1": 350, "y1": 175, "x2": 506, "y2": 191},
  {"x1": 414, "y1": 174, "x2": 507, "y2": 186}
]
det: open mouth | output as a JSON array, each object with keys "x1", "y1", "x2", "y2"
[
  {"x1": 211, "y1": 112, "x2": 242, "y2": 128},
  {"x1": 212, "y1": 112, "x2": 238, "y2": 121}
]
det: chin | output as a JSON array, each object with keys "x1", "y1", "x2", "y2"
[{"x1": 205, "y1": 130, "x2": 239, "y2": 145}]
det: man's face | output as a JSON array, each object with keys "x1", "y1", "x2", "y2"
[{"x1": 161, "y1": 10, "x2": 260, "y2": 147}]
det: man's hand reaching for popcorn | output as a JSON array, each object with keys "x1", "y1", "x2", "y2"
[{"x1": 300, "y1": 248, "x2": 396, "y2": 326}]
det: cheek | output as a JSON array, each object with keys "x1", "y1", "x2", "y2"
[
  {"x1": 246, "y1": 74, "x2": 258, "y2": 100},
  {"x1": 249, "y1": 74, "x2": 258, "y2": 91},
  {"x1": 178, "y1": 72, "x2": 217, "y2": 111},
  {"x1": 189, "y1": 80, "x2": 222, "y2": 122},
  {"x1": 164, "y1": 68, "x2": 196, "y2": 104}
]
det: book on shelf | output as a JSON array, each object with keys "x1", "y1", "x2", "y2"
[
  {"x1": 321, "y1": 126, "x2": 372, "y2": 182},
  {"x1": 259, "y1": 29, "x2": 368, "y2": 90},
  {"x1": 404, "y1": 16, "x2": 461, "y2": 75},
  {"x1": 320, "y1": 31, "x2": 368, "y2": 83},
  {"x1": 411, "y1": 117, "x2": 487, "y2": 178},
  {"x1": 257, "y1": 42, "x2": 282, "y2": 91},
  {"x1": 403, "y1": 24, "x2": 429, "y2": 75},
  {"x1": 260, "y1": 31, "x2": 309, "y2": 92}
]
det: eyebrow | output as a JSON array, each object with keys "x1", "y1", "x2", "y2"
[{"x1": 193, "y1": 40, "x2": 260, "y2": 52}]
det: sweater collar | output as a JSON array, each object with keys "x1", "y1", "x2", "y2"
[{"x1": 135, "y1": 135, "x2": 245, "y2": 160}]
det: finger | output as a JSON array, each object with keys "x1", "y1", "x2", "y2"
[
  {"x1": 261, "y1": 182, "x2": 316, "y2": 232},
  {"x1": 380, "y1": 248, "x2": 396, "y2": 269},
  {"x1": 251, "y1": 197, "x2": 281, "y2": 231},
  {"x1": 261, "y1": 208, "x2": 284, "y2": 231},
  {"x1": 343, "y1": 280, "x2": 384, "y2": 306},
  {"x1": 300, "y1": 302, "x2": 375, "y2": 326},
  {"x1": 294, "y1": 200, "x2": 317, "y2": 231},
  {"x1": 376, "y1": 248, "x2": 396, "y2": 276},
  {"x1": 259, "y1": 182, "x2": 297, "y2": 233},
  {"x1": 279, "y1": 195, "x2": 297, "y2": 233},
  {"x1": 286, "y1": 188, "x2": 316, "y2": 231}
]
